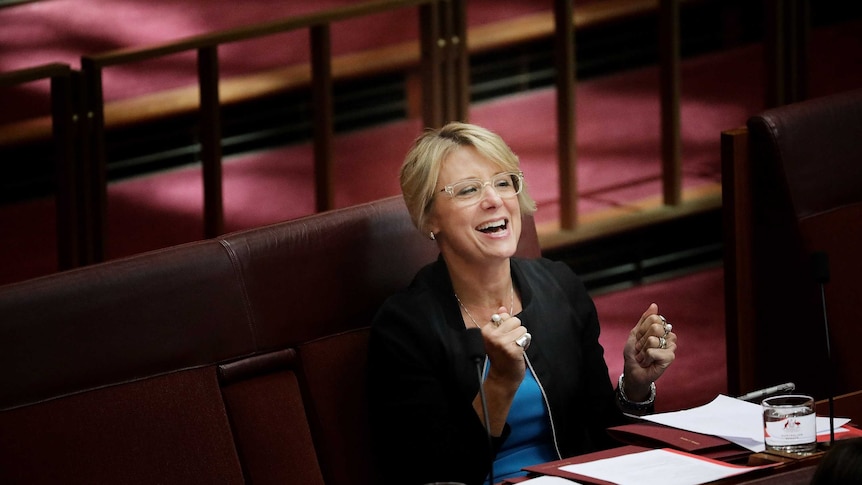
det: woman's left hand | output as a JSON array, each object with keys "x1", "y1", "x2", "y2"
[{"x1": 622, "y1": 303, "x2": 677, "y2": 401}]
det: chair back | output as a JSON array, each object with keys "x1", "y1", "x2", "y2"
[{"x1": 723, "y1": 88, "x2": 862, "y2": 398}]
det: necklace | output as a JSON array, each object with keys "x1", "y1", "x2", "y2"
[{"x1": 455, "y1": 283, "x2": 515, "y2": 329}]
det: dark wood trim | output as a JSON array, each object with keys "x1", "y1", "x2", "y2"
[
  {"x1": 554, "y1": 0, "x2": 578, "y2": 230},
  {"x1": 659, "y1": 0, "x2": 682, "y2": 206},
  {"x1": 198, "y1": 46, "x2": 223, "y2": 238},
  {"x1": 721, "y1": 127, "x2": 753, "y2": 397},
  {"x1": 311, "y1": 24, "x2": 335, "y2": 212}
]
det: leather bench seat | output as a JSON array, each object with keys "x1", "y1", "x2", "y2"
[{"x1": 0, "y1": 195, "x2": 540, "y2": 484}]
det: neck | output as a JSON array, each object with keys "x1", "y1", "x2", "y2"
[
  {"x1": 448, "y1": 258, "x2": 516, "y2": 323},
  {"x1": 450, "y1": 259, "x2": 510, "y2": 301}
]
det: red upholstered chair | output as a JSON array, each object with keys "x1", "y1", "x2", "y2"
[
  {"x1": 722, "y1": 88, "x2": 862, "y2": 399},
  {"x1": 218, "y1": 349, "x2": 326, "y2": 485},
  {"x1": 285, "y1": 199, "x2": 543, "y2": 485}
]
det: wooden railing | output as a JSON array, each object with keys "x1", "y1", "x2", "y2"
[
  {"x1": 539, "y1": 0, "x2": 809, "y2": 250},
  {"x1": 0, "y1": 0, "x2": 814, "y2": 269},
  {"x1": 0, "y1": 63, "x2": 85, "y2": 269},
  {"x1": 79, "y1": 0, "x2": 467, "y2": 262}
]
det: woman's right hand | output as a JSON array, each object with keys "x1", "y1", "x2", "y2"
[
  {"x1": 473, "y1": 306, "x2": 528, "y2": 435},
  {"x1": 481, "y1": 306, "x2": 527, "y2": 386}
]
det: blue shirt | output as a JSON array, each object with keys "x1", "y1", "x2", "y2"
[{"x1": 488, "y1": 362, "x2": 557, "y2": 482}]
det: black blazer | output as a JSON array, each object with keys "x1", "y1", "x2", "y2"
[{"x1": 367, "y1": 257, "x2": 626, "y2": 485}]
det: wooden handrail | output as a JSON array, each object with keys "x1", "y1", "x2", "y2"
[
  {"x1": 2, "y1": 0, "x2": 804, "y2": 267},
  {"x1": 0, "y1": 62, "x2": 68, "y2": 85},
  {"x1": 83, "y1": 0, "x2": 435, "y2": 69},
  {"x1": 79, "y1": 0, "x2": 466, "y2": 262}
]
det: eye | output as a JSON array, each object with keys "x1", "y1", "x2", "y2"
[
  {"x1": 495, "y1": 177, "x2": 513, "y2": 189},
  {"x1": 455, "y1": 183, "x2": 480, "y2": 197}
]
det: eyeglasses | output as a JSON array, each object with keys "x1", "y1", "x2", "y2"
[{"x1": 438, "y1": 171, "x2": 524, "y2": 205}]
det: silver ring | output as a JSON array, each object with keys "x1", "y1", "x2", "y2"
[
  {"x1": 515, "y1": 332, "x2": 532, "y2": 350},
  {"x1": 658, "y1": 336, "x2": 667, "y2": 349},
  {"x1": 660, "y1": 315, "x2": 671, "y2": 337},
  {"x1": 490, "y1": 314, "x2": 502, "y2": 326}
]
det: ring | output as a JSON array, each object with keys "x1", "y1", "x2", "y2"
[
  {"x1": 660, "y1": 315, "x2": 671, "y2": 337},
  {"x1": 658, "y1": 336, "x2": 667, "y2": 349},
  {"x1": 490, "y1": 314, "x2": 502, "y2": 326},
  {"x1": 515, "y1": 332, "x2": 532, "y2": 350}
]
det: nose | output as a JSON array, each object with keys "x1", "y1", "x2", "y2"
[{"x1": 479, "y1": 181, "x2": 504, "y2": 205}]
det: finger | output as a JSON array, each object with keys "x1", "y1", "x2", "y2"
[
  {"x1": 635, "y1": 320, "x2": 658, "y2": 352},
  {"x1": 636, "y1": 340, "x2": 676, "y2": 368},
  {"x1": 489, "y1": 307, "x2": 511, "y2": 328},
  {"x1": 635, "y1": 303, "x2": 659, "y2": 339},
  {"x1": 640, "y1": 343, "x2": 676, "y2": 369}
]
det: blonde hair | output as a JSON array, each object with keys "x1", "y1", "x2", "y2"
[{"x1": 400, "y1": 122, "x2": 537, "y2": 233}]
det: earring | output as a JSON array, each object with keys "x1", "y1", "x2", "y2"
[{"x1": 429, "y1": 232, "x2": 436, "y2": 240}]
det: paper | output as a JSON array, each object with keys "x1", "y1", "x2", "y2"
[
  {"x1": 521, "y1": 476, "x2": 582, "y2": 484},
  {"x1": 641, "y1": 394, "x2": 850, "y2": 453},
  {"x1": 558, "y1": 448, "x2": 768, "y2": 485},
  {"x1": 818, "y1": 418, "x2": 851, "y2": 435}
]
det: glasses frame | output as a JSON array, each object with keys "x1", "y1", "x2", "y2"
[{"x1": 438, "y1": 171, "x2": 524, "y2": 205}]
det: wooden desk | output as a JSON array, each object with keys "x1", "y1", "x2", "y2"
[
  {"x1": 512, "y1": 391, "x2": 862, "y2": 484},
  {"x1": 816, "y1": 390, "x2": 862, "y2": 424}
]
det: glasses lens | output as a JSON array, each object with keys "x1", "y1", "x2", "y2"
[
  {"x1": 446, "y1": 172, "x2": 523, "y2": 204},
  {"x1": 493, "y1": 172, "x2": 521, "y2": 196},
  {"x1": 451, "y1": 180, "x2": 482, "y2": 200}
]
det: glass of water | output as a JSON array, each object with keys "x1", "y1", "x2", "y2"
[{"x1": 762, "y1": 394, "x2": 817, "y2": 454}]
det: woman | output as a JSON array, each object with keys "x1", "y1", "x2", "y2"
[{"x1": 367, "y1": 122, "x2": 677, "y2": 485}]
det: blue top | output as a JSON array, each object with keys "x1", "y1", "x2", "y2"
[{"x1": 488, "y1": 362, "x2": 557, "y2": 482}]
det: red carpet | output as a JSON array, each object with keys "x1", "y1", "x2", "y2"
[{"x1": 593, "y1": 266, "x2": 726, "y2": 412}]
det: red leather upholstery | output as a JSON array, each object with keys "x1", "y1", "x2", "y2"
[
  {"x1": 0, "y1": 195, "x2": 540, "y2": 483},
  {"x1": 731, "y1": 88, "x2": 862, "y2": 399}
]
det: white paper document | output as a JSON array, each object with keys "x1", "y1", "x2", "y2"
[
  {"x1": 640, "y1": 394, "x2": 850, "y2": 452},
  {"x1": 558, "y1": 448, "x2": 767, "y2": 485},
  {"x1": 521, "y1": 476, "x2": 582, "y2": 484}
]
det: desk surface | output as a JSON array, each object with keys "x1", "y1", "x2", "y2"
[{"x1": 511, "y1": 391, "x2": 862, "y2": 485}]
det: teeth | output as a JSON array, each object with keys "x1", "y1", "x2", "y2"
[{"x1": 477, "y1": 219, "x2": 506, "y2": 231}]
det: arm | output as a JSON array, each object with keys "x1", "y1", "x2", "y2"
[
  {"x1": 621, "y1": 303, "x2": 677, "y2": 406},
  {"x1": 367, "y1": 296, "x2": 498, "y2": 485}
]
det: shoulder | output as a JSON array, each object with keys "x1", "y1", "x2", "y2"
[
  {"x1": 513, "y1": 257, "x2": 586, "y2": 293},
  {"x1": 370, "y1": 259, "x2": 450, "y2": 341}
]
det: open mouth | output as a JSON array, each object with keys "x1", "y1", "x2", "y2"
[{"x1": 476, "y1": 218, "x2": 508, "y2": 234}]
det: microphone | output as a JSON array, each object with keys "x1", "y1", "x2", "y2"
[
  {"x1": 465, "y1": 328, "x2": 494, "y2": 485},
  {"x1": 811, "y1": 251, "x2": 835, "y2": 446},
  {"x1": 736, "y1": 382, "x2": 795, "y2": 402}
]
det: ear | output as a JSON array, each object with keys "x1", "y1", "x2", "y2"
[{"x1": 424, "y1": 211, "x2": 441, "y2": 236}]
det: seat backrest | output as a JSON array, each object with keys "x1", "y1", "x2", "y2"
[
  {"x1": 0, "y1": 366, "x2": 245, "y2": 485},
  {"x1": 0, "y1": 239, "x2": 253, "y2": 484},
  {"x1": 219, "y1": 195, "x2": 541, "y2": 347},
  {"x1": 258, "y1": 197, "x2": 541, "y2": 485},
  {"x1": 723, "y1": 88, "x2": 862, "y2": 398},
  {"x1": 0, "y1": 194, "x2": 542, "y2": 484},
  {"x1": 218, "y1": 349, "x2": 326, "y2": 485},
  {"x1": 296, "y1": 328, "x2": 374, "y2": 485}
]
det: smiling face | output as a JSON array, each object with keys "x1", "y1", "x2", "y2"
[{"x1": 426, "y1": 146, "x2": 522, "y2": 268}]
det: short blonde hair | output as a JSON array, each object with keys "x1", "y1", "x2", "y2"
[{"x1": 400, "y1": 122, "x2": 537, "y2": 233}]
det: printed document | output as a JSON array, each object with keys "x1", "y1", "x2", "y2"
[
  {"x1": 558, "y1": 448, "x2": 768, "y2": 485},
  {"x1": 641, "y1": 394, "x2": 850, "y2": 452}
]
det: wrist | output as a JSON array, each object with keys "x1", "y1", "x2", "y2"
[{"x1": 617, "y1": 373, "x2": 655, "y2": 413}]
